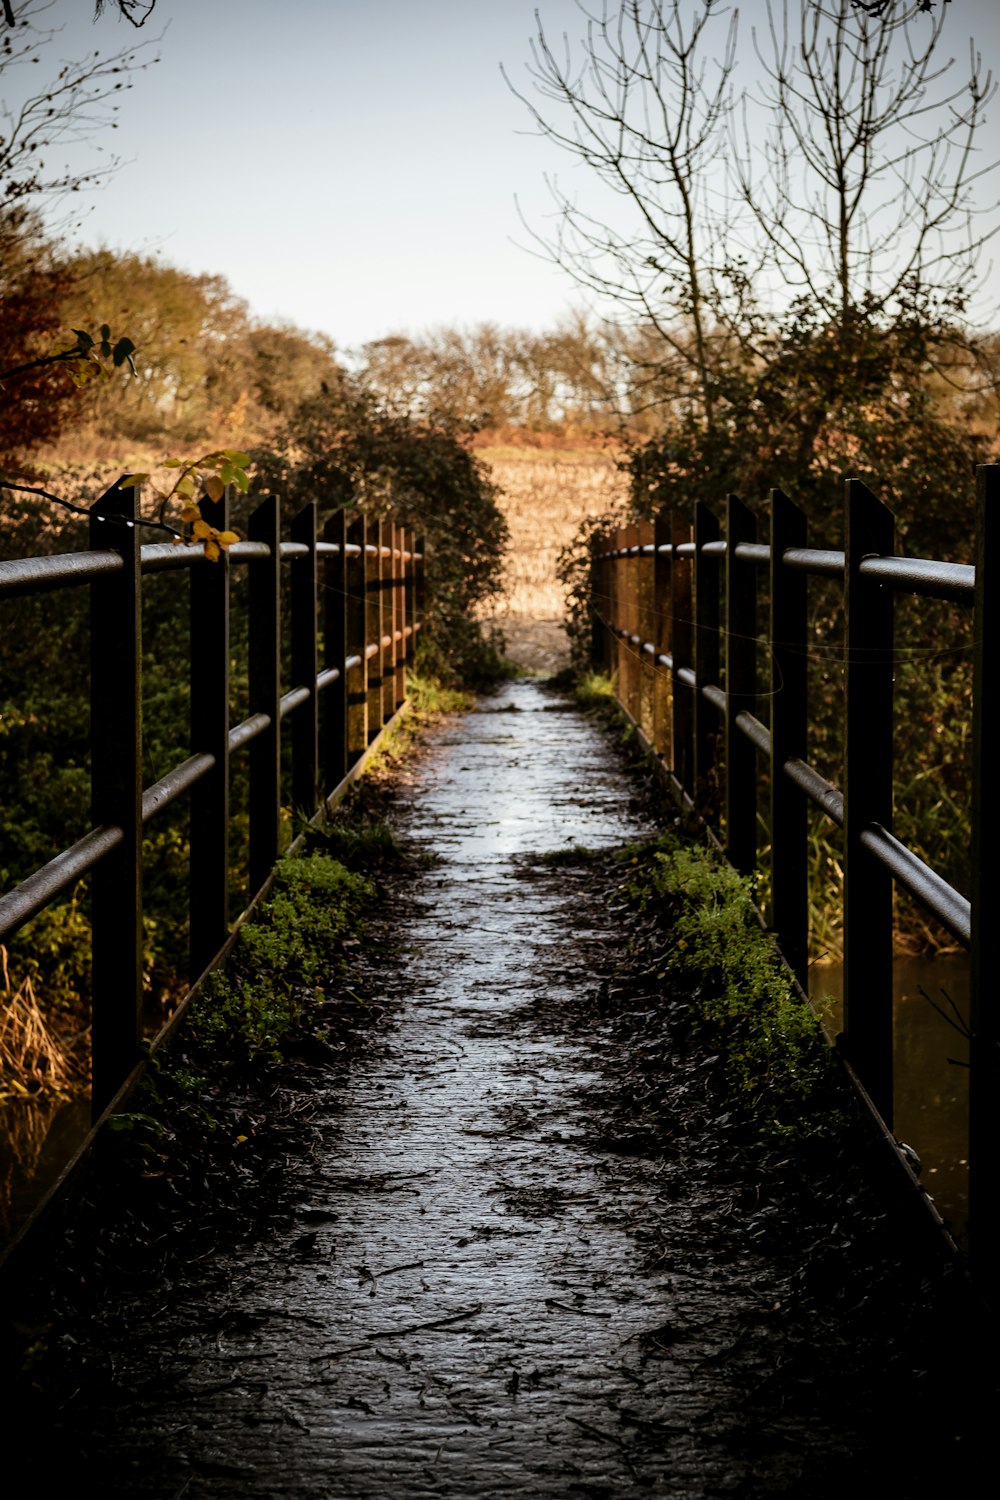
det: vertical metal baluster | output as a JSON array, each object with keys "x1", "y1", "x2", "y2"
[
  {"x1": 395, "y1": 527, "x2": 408, "y2": 711},
  {"x1": 590, "y1": 532, "x2": 604, "y2": 672},
  {"x1": 190, "y1": 487, "x2": 230, "y2": 979},
  {"x1": 969, "y1": 463, "x2": 999, "y2": 1274},
  {"x1": 323, "y1": 509, "x2": 349, "y2": 797},
  {"x1": 291, "y1": 501, "x2": 318, "y2": 817},
  {"x1": 367, "y1": 520, "x2": 384, "y2": 740},
  {"x1": 725, "y1": 495, "x2": 757, "y2": 878},
  {"x1": 637, "y1": 519, "x2": 655, "y2": 740},
  {"x1": 346, "y1": 514, "x2": 368, "y2": 765},
  {"x1": 694, "y1": 502, "x2": 721, "y2": 807},
  {"x1": 843, "y1": 479, "x2": 895, "y2": 1124},
  {"x1": 89, "y1": 477, "x2": 143, "y2": 1118},
  {"x1": 382, "y1": 522, "x2": 397, "y2": 726},
  {"x1": 769, "y1": 488, "x2": 809, "y2": 988},
  {"x1": 671, "y1": 509, "x2": 694, "y2": 798},
  {"x1": 248, "y1": 495, "x2": 281, "y2": 897},
  {"x1": 653, "y1": 510, "x2": 672, "y2": 769},
  {"x1": 612, "y1": 528, "x2": 623, "y2": 689}
]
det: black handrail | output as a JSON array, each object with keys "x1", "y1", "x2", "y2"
[
  {"x1": 0, "y1": 477, "x2": 424, "y2": 1122},
  {"x1": 591, "y1": 465, "x2": 998, "y2": 1274}
]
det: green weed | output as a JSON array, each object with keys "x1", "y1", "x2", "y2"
[
  {"x1": 626, "y1": 833, "x2": 833, "y2": 1135},
  {"x1": 537, "y1": 844, "x2": 604, "y2": 867},
  {"x1": 187, "y1": 851, "x2": 372, "y2": 1062},
  {"x1": 573, "y1": 670, "x2": 617, "y2": 709}
]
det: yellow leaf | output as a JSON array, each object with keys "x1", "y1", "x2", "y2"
[
  {"x1": 203, "y1": 539, "x2": 221, "y2": 562},
  {"x1": 216, "y1": 530, "x2": 239, "y2": 549},
  {"x1": 121, "y1": 473, "x2": 148, "y2": 489},
  {"x1": 192, "y1": 518, "x2": 212, "y2": 540},
  {"x1": 204, "y1": 474, "x2": 225, "y2": 502},
  {"x1": 181, "y1": 503, "x2": 200, "y2": 523},
  {"x1": 176, "y1": 475, "x2": 195, "y2": 500}
]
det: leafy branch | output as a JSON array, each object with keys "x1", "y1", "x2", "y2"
[
  {"x1": 2, "y1": 452, "x2": 251, "y2": 561},
  {"x1": 0, "y1": 325, "x2": 137, "y2": 389},
  {"x1": 124, "y1": 450, "x2": 251, "y2": 560}
]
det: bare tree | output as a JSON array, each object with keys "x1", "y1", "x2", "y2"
[
  {"x1": 1, "y1": 1, "x2": 158, "y2": 227},
  {"x1": 734, "y1": 0, "x2": 997, "y2": 336},
  {"x1": 505, "y1": 1, "x2": 740, "y2": 431},
  {"x1": 512, "y1": 1, "x2": 996, "y2": 435},
  {"x1": 3, "y1": 2, "x2": 156, "y2": 27}
]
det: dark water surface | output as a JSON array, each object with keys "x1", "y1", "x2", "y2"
[{"x1": 810, "y1": 956, "x2": 970, "y2": 1240}]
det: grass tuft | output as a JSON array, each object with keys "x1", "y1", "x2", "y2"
[{"x1": 624, "y1": 833, "x2": 835, "y2": 1136}]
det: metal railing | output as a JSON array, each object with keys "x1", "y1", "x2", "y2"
[
  {"x1": 591, "y1": 466, "x2": 998, "y2": 1270},
  {"x1": 0, "y1": 478, "x2": 424, "y2": 1124}
]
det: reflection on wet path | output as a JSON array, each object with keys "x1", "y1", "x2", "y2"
[{"x1": 36, "y1": 679, "x2": 959, "y2": 1495}]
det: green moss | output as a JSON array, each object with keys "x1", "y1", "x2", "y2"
[
  {"x1": 627, "y1": 834, "x2": 833, "y2": 1135},
  {"x1": 187, "y1": 851, "x2": 373, "y2": 1062}
]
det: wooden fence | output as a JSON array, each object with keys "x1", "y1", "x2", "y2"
[{"x1": 591, "y1": 466, "x2": 997, "y2": 1271}]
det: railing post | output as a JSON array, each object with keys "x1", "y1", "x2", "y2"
[
  {"x1": 671, "y1": 509, "x2": 694, "y2": 797},
  {"x1": 346, "y1": 513, "x2": 368, "y2": 765},
  {"x1": 843, "y1": 478, "x2": 895, "y2": 1124},
  {"x1": 653, "y1": 511, "x2": 672, "y2": 765},
  {"x1": 190, "y1": 487, "x2": 231, "y2": 979},
  {"x1": 611, "y1": 527, "x2": 624, "y2": 690},
  {"x1": 89, "y1": 477, "x2": 143, "y2": 1118},
  {"x1": 637, "y1": 519, "x2": 656, "y2": 741},
  {"x1": 694, "y1": 501, "x2": 721, "y2": 805},
  {"x1": 323, "y1": 509, "x2": 349, "y2": 796},
  {"x1": 969, "y1": 463, "x2": 1000, "y2": 1274},
  {"x1": 725, "y1": 495, "x2": 757, "y2": 878},
  {"x1": 621, "y1": 523, "x2": 639, "y2": 721},
  {"x1": 366, "y1": 519, "x2": 384, "y2": 741},
  {"x1": 769, "y1": 489, "x2": 809, "y2": 987},
  {"x1": 291, "y1": 501, "x2": 318, "y2": 816},
  {"x1": 382, "y1": 522, "x2": 397, "y2": 727},
  {"x1": 590, "y1": 533, "x2": 605, "y2": 672},
  {"x1": 394, "y1": 527, "x2": 407, "y2": 712},
  {"x1": 413, "y1": 533, "x2": 425, "y2": 675},
  {"x1": 248, "y1": 495, "x2": 281, "y2": 897}
]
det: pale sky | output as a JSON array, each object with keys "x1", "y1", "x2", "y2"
[{"x1": 6, "y1": 0, "x2": 1000, "y2": 351}]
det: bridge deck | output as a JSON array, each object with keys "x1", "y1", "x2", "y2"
[{"x1": 11, "y1": 678, "x2": 983, "y2": 1493}]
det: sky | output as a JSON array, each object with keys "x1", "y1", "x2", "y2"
[{"x1": 5, "y1": 0, "x2": 1000, "y2": 352}]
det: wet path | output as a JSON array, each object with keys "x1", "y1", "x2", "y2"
[{"x1": 36, "y1": 679, "x2": 969, "y2": 1495}]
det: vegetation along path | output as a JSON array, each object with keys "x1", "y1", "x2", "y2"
[{"x1": 8, "y1": 679, "x2": 990, "y2": 1495}]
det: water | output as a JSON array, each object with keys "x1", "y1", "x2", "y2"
[
  {"x1": 0, "y1": 1094, "x2": 92, "y2": 1252},
  {"x1": 810, "y1": 955, "x2": 970, "y2": 1239}
]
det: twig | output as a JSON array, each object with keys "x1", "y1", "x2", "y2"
[
  {"x1": 545, "y1": 1298, "x2": 612, "y2": 1318},
  {"x1": 311, "y1": 1302, "x2": 484, "y2": 1361},
  {"x1": 917, "y1": 985, "x2": 971, "y2": 1042},
  {"x1": 1, "y1": 481, "x2": 183, "y2": 539}
]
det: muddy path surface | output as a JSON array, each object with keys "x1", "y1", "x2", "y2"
[{"x1": 7, "y1": 679, "x2": 987, "y2": 1496}]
